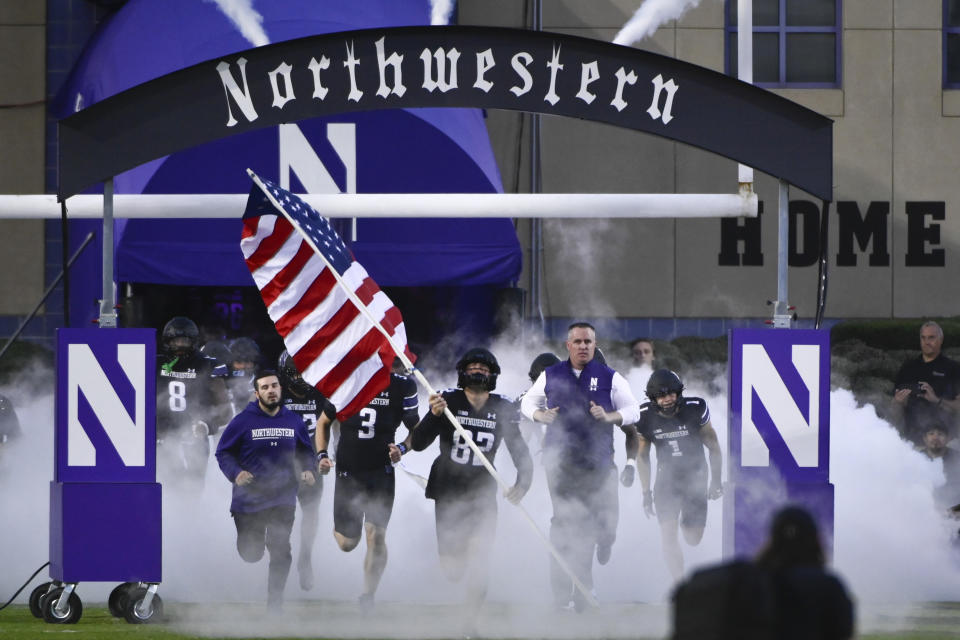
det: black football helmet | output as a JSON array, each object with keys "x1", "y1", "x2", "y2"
[
  {"x1": 646, "y1": 369, "x2": 684, "y2": 410},
  {"x1": 528, "y1": 352, "x2": 561, "y2": 382},
  {"x1": 594, "y1": 346, "x2": 607, "y2": 366},
  {"x1": 200, "y1": 340, "x2": 232, "y2": 365},
  {"x1": 456, "y1": 347, "x2": 500, "y2": 391},
  {"x1": 229, "y1": 337, "x2": 261, "y2": 366},
  {"x1": 162, "y1": 316, "x2": 200, "y2": 358},
  {"x1": 278, "y1": 350, "x2": 312, "y2": 396}
]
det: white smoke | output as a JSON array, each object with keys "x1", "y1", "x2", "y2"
[
  {"x1": 429, "y1": 0, "x2": 455, "y2": 26},
  {"x1": 207, "y1": 0, "x2": 270, "y2": 48},
  {"x1": 612, "y1": 0, "x2": 704, "y2": 46},
  {"x1": 3, "y1": 354, "x2": 960, "y2": 636}
]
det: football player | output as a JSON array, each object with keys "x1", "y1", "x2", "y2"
[
  {"x1": 0, "y1": 393, "x2": 21, "y2": 465},
  {"x1": 411, "y1": 348, "x2": 533, "y2": 627},
  {"x1": 225, "y1": 337, "x2": 262, "y2": 412},
  {"x1": 636, "y1": 369, "x2": 723, "y2": 581},
  {"x1": 277, "y1": 350, "x2": 336, "y2": 591},
  {"x1": 156, "y1": 316, "x2": 231, "y2": 489},
  {"x1": 315, "y1": 356, "x2": 419, "y2": 612}
]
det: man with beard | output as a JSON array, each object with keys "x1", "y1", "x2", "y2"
[
  {"x1": 636, "y1": 369, "x2": 723, "y2": 581},
  {"x1": 277, "y1": 350, "x2": 336, "y2": 591},
  {"x1": 412, "y1": 347, "x2": 532, "y2": 629},
  {"x1": 215, "y1": 369, "x2": 316, "y2": 612},
  {"x1": 156, "y1": 316, "x2": 231, "y2": 488},
  {"x1": 316, "y1": 357, "x2": 419, "y2": 611},
  {"x1": 520, "y1": 322, "x2": 640, "y2": 611}
]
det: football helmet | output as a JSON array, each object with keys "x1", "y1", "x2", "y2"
[
  {"x1": 161, "y1": 316, "x2": 200, "y2": 358},
  {"x1": 594, "y1": 346, "x2": 607, "y2": 366},
  {"x1": 456, "y1": 347, "x2": 500, "y2": 391},
  {"x1": 528, "y1": 352, "x2": 560, "y2": 382},
  {"x1": 278, "y1": 350, "x2": 312, "y2": 396},
  {"x1": 228, "y1": 337, "x2": 261, "y2": 367},
  {"x1": 646, "y1": 368, "x2": 684, "y2": 406},
  {"x1": 200, "y1": 339, "x2": 232, "y2": 365}
]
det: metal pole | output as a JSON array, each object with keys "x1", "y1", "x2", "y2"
[
  {"x1": 773, "y1": 178, "x2": 792, "y2": 327},
  {"x1": 60, "y1": 199, "x2": 69, "y2": 327},
  {"x1": 737, "y1": 0, "x2": 753, "y2": 188},
  {"x1": 530, "y1": 0, "x2": 545, "y2": 334},
  {"x1": 99, "y1": 179, "x2": 118, "y2": 328},
  {"x1": 0, "y1": 232, "x2": 95, "y2": 363}
]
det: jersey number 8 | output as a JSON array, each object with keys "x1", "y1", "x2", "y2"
[{"x1": 168, "y1": 380, "x2": 187, "y2": 412}]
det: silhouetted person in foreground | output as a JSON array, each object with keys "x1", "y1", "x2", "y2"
[
  {"x1": 672, "y1": 505, "x2": 854, "y2": 640},
  {"x1": 757, "y1": 506, "x2": 854, "y2": 640}
]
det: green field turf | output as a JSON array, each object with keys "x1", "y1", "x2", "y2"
[{"x1": 3, "y1": 602, "x2": 960, "y2": 639}]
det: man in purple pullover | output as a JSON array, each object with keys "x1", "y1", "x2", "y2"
[{"x1": 215, "y1": 369, "x2": 317, "y2": 612}]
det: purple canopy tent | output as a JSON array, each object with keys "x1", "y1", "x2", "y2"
[{"x1": 54, "y1": 0, "x2": 521, "y2": 332}]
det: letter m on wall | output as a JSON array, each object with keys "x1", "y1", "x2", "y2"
[
  {"x1": 729, "y1": 329, "x2": 830, "y2": 482},
  {"x1": 56, "y1": 329, "x2": 157, "y2": 483}
]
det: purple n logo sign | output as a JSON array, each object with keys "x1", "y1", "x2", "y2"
[
  {"x1": 723, "y1": 329, "x2": 833, "y2": 558},
  {"x1": 56, "y1": 329, "x2": 156, "y2": 483}
]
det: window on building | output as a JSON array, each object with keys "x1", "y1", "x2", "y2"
[
  {"x1": 725, "y1": 0, "x2": 841, "y2": 88},
  {"x1": 946, "y1": 0, "x2": 960, "y2": 87}
]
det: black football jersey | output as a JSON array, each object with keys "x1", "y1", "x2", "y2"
[
  {"x1": 412, "y1": 389, "x2": 532, "y2": 500},
  {"x1": 280, "y1": 386, "x2": 336, "y2": 441},
  {"x1": 336, "y1": 373, "x2": 418, "y2": 472},
  {"x1": 156, "y1": 351, "x2": 229, "y2": 438},
  {"x1": 637, "y1": 396, "x2": 710, "y2": 481}
]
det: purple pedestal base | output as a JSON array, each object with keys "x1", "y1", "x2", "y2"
[
  {"x1": 722, "y1": 474, "x2": 835, "y2": 559},
  {"x1": 50, "y1": 482, "x2": 162, "y2": 582}
]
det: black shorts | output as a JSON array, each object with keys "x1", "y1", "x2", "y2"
[
  {"x1": 655, "y1": 470, "x2": 708, "y2": 529},
  {"x1": 434, "y1": 491, "x2": 496, "y2": 559},
  {"x1": 333, "y1": 466, "x2": 395, "y2": 539}
]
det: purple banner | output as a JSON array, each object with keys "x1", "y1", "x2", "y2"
[
  {"x1": 723, "y1": 329, "x2": 833, "y2": 557},
  {"x1": 55, "y1": 329, "x2": 156, "y2": 483}
]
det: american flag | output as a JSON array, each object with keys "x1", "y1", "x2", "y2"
[{"x1": 241, "y1": 173, "x2": 415, "y2": 421}]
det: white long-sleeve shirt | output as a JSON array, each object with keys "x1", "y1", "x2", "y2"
[{"x1": 520, "y1": 367, "x2": 641, "y2": 426}]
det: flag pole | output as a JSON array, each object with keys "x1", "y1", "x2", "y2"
[{"x1": 248, "y1": 169, "x2": 598, "y2": 608}]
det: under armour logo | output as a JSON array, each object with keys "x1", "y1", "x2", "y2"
[{"x1": 487, "y1": 413, "x2": 496, "y2": 419}]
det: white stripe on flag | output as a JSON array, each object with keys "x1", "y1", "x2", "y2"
[
  {"x1": 277, "y1": 262, "x2": 368, "y2": 351},
  {"x1": 251, "y1": 234, "x2": 305, "y2": 290},
  {"x1": 298, "y1": 309, "x2": 378, "y2": 384},
  {"x1": 241, "y1": 215, "x2": 277, "y2": 259},
  {"x1": 327, "y1": 351, "x2": 387, "y2": 411},
  {"x1": 264, "y1": 253, "x2": 329, "y2": 322}
]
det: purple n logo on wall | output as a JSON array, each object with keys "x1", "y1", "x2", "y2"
[{"x1": 723, "y1": 329, "x2": 833, "y2": 558}]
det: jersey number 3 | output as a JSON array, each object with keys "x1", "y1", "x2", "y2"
[{"x1": 358, "y1": 407, "x2": 377, "y2": 439}]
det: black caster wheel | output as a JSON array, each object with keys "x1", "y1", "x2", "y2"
[
  {"x1": 108, "y1": 582, "x2": 138, "y2": 618},
  {"x1": 124, "y1": 587, "x2": 163, "y2": 624},
  {"x1": 40, "y1": 588, "x2": 82, "y2": 624},
  {"x1": 28, "y1": 581, "x2": 52, "y2": 618}
]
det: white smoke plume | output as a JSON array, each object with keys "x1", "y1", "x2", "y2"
[
  {"x1": 613, "y1": 0, "x2": 704, "y2": 46},
  {"x1": 429, "y1": 0, "x2": 455, "y2": 26},
  {"x1": 207, "y1": 0, "x2": 270, "y2": 48},
  {"x1": 3, "y1": 346, "x2": 960, "y2": 636}
]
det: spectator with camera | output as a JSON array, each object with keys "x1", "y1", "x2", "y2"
[{"x1": 892, "y1": 321, "x2": 960, "y2": 445}]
